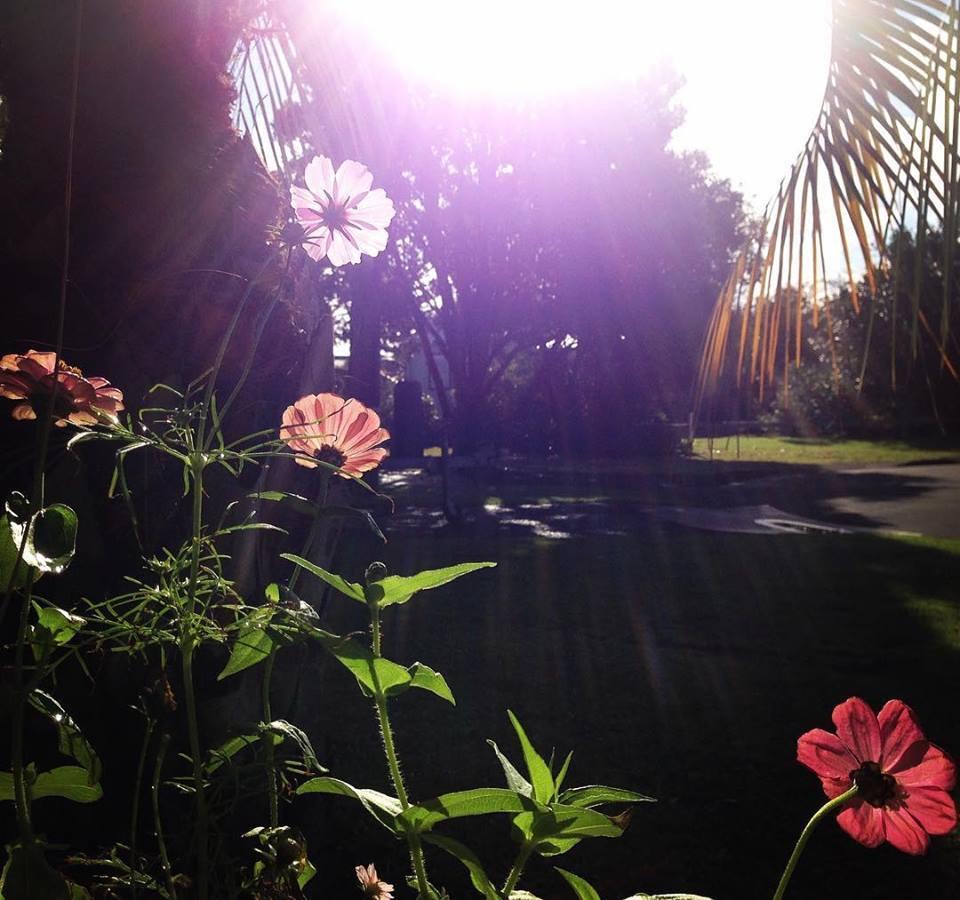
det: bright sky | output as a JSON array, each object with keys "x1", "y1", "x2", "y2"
[{"x1": 328, "y1": 0, "x2": 835, "y2": 206}]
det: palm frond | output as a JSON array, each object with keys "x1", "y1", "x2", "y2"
[{"x1": 695, "y1": 0, "x2": 960, "y2": 418}]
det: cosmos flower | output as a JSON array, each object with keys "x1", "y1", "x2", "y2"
[
  {"x1": 280, "y1": 393, "x2": 389, "y2": 477},
  {"x1": 290, "y1": 156, "x2": 396, "y2": 266},
  {"x1": 355, "y1": 863, "x2": 393, "y2": 899},
  {"x1": 797, "y1": 697, "x2": 956, "y2": 854},
  {"x1": 0, "y1": 349, "x2": 124, "y2": 427}
]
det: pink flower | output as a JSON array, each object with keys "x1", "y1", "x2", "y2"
[
  {"x1": 0, "y1": 349, "x2": 124, "y2": 427},
  {"x1": 797, "y1": 697, "x2": 957, "y2": 854},
  {"x1": 355, "y1": 863, "x2": 393, "y2": 899},
  {"x1": 280, "y1": 393, "x2": 389, "y2": 477},
  {"x1": 290, "y1": 156, "x2": 396, "y2": 266}
]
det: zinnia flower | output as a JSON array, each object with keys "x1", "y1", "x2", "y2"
[
  {"x1": 280, "y1": 393, "x2": 389, "y2": 477},
  {"x1": 290, "y1": 156, "x2": 396, "y2": 266},
  {"x1": 0, "y1": 349, "x2": 124, "y2": 427},
  {"x1": 355, "y1": 863, "x2": 393, "y2": 899},
  {"x1": 797, "y1": 697, "x2": 957, "y2": 854}
]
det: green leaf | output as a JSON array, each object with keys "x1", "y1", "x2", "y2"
[
  {"x1": 204, "y1": 731, "x2": 270, "y2": 773},
  {"x1": 0, "y1": 842, "x2": 71, "y2": 900},
  {"x1": 8, "y1": 504, "x2": 79, "y2": 575},
  {"x1": 366, "y1": 562, "x2": 496, "y2": 608},
  {"x1": 421, "y1": 834, "x2": 499, "y2": 900},
  {"x1": 296, "y1": 777, "x2": 401, "y2": 832},
  {"x1": 507, "y1": 711, "x2": 554, "y2": 804},
  {"x1": 554, "y1": 868, "x2": 601, "y2": 900},
  {"x1": 280, "y1": 554, "x2": 365, "y2": 602},
  {"x1": 554, "y1": 752, "x2": 574, "y2": 799},
  {"x1": 399, "y1": 788, "x2": 536, "y2": 833},
  {"x1": 217, "y1": 620, "x2": 273, "y2": 680},
  {"x1": 399, "y1": 662, "x2": 455, "y2": 704},
  {"x1": 487, "y1": 740, "x2": 534, "y2": 798},
  {"x1": 0, "y1": 514, "x2": 34, "y2": 590},
  {"x1": 261, "y1": 720, "x2": 322, "y2": 772},
  {"x1": 32, "y1": 605, "x2": 85, "y2": 646},
  {"x1": 313, "y1": 633, "x2": 411, "y2": 697},
  {"x1": 559, "y1": 785, "x2": 656, "y2": 808},
  {"x1": 0, "y1": 767, "x2": 102, "y2": 804},
  {"x1": 27, "y1": 691, "x2": 101, "y2": 783}
]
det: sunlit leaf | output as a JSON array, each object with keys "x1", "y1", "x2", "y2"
[
  {"x1": 507, "y1": 711, "x2": 555, "y2": 804},
  {"x1": 7, "y1": 501, "x2": 78, "y2": 575},
  {"x1": 280, "y1": 554, "x2": 366, "y2": 602},
  {"x1": 27, "y1": 691, "x2": 101, "y2": 784},
  {"x1": 487, "y1": 739, "x2": 534, "y2": 798},
  {"x1": 399, "y1": 788, "x2": 536, "y2": 833},
  {"x1": 365, "y1": 562, "x2": 496, "y2": 608},
  {"x1": 400, "y1": 662, "x2": 455, "y2": 704},
  {"x1": 559, "y1": 785, "x2": 656, "y2": 808},
  {"x1": 555, "y1": 868, "x2": 601, "y2": 900},
  {"x1": 296, "y1": 776, "x2": 402, "y2": 832},
  {"x1": 421, "y1": 834, "x2": 500, "y2": 899}
]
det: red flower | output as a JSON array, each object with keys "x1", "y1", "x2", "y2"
[
  {"x1": 0, "y1": 349, "x2": 124, "y2": 427},
  {"x1": 279, "y1": 393, "x2": 389, "y2": 478},
  {"x1": 797, "y1": 697, "x2": 957, "y2": 854},
  {"x1": 355, "y1": 863, "x2": 393, "y2": 899}
]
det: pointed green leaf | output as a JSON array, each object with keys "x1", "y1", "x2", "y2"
[
  {"x1": 366, "y1": 562, "x2": 496, "y2": 608},
  {"x1": 507, "y1": 711, "x2": 554, "y2": 804},
  {"x1": 32, "y1": 605, "x2": 85, "y2": 646},
  {"x1": 399, "y1": 662, "x2": 455, "y2": 704},
  {"x1": 296, "y1": 776, "x2": 401, "y2": 832},
  {"x1": 2, "y1": 766, "x2": 104, "y2": 803},
  {"x1": 555, "y1": 868, "x2": 601, "y2": 900},
  {"x1": 487, "y1": 740, "x2": 534, "y2": 798},
  {"x1": 399, "y1": 788, "x2": 536, "y2": 833},
  {"x1": 553, "y1": 752, "x2": 574, "y2": 800},
  {"x1": 281, "y1": 554, "x2": 365, "y2": 602},
  {"x1": 421, "y1": 834, "x2": 499, "y2": 899},
  {"x1": 312, "y1": 632, "x2": 411, "y2": 697},
  {"x1": 218, "y1": 620, "x2": 273, "y2": 680},
  {"x1": 28, "y1": 691, "x2": 101, "y2": 783},
  {"x1": 559, "y1": 785, "x2": 656, "y2": 808}
]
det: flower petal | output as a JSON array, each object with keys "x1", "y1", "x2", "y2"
[
  {"x1": 832, "y1": 697, "x2": 881, "y2": 764},
  {"x1": 882, "y1": 806, "x2": 930, "y2": 855},
  {"x1": 327, "y1": 229, "x2": 361, "y2": 266},
  {"x1": 836, "y1": 799, "x2": 885, "y2": 848},
  {"x1": 878, "y1": 700, "x2": 926, "y2": 772},
  {"x1": 902, "y1": 786, "x2": 958, "y2": 836},
  {"x1": 304, "y1": 156, "x2": 336, "y2": 199},
  {"x1": 11, "y1": 403, "x2": 37, "y2": 421},
  {"x1": 893, "y1": 743, "x2": 957, "y2": 790},
  {"x1": 352, "y1": 188, "x2": 396, "y2": 228},
  {"x1": 797, "y1": 728, "x2": 859, "y2": 782},
  {"x1": 303, "y1": 227, "x2": 332, "y2": 263},
  {"x1": 335, "y1": 159, "x2": 374, "y2": 205}
]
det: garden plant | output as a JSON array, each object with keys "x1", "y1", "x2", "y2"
[{"x1": 0, "y1": 155, "x2": 956, "y2": 900}]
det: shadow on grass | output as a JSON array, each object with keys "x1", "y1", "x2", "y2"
[{"x1": 289, "y1": 513, "x2": 960, "y2": 900}]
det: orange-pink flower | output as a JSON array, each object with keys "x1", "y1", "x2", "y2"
[
  {"x1": 290, "y1": 156, "x2": 396, "y2": 266},
  {"x1": 797, "y1": 697, "x2": 957, "y2": 854},
  {"x1": 355, "y1": 863, "x2": 393, "y2": 899},
  {"x1": 0, "y1": 349, "x2": 124, "y2": 427},
  {"x1": 280, "y1": 393, "x2": 389, "y2": 477}
]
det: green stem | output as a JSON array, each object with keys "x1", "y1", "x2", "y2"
[
  {"x1": 772, "y1": 785, "x2": 859, "y2": 900},
  {"x1": 151, "y1": 733, "x2": 177, "y2": 900},
  {"x1": 182, "y1": 455, "x2": 209, "y2": 899},
  {"x1": 262, "y1": 649, "x2": 279, "y2": 828},
  {"x1": 369, "y1": 605, "x2": 432, "y2": 898},
  {"x1": 501, "y1": 842, "x2": 533, "y2": 897},
  {"x1": 129, "y1": 716, "x2": 156, "y2": 898}
]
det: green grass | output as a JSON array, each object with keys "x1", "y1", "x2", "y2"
[
  {"x1": 693, "y1": 434, "x2": 960, "y2": 465},
  {"x1": 296, "y1": 507, "x2": 960, "y2": 900}
]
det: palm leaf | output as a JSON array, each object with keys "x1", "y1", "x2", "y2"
[{"x1": 695, "y1": 0, "x2": 960, "y2": 417}]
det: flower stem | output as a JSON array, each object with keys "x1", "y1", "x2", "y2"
[
  {"x1": 151, "y1": 733, "x2": 177, "y2": 900},
  {"x1": 501, "y1": 842, "x2": 533, "y2": 897},
  {"x1": 369, "y1": 605, "x2": 433, "y2": 898},
  {"x1": 183, "y1": 455, "x2": 209, "y2": 899},
  {"x1": 129, "y1": 716, "x2": 156, "y2": 898},
  {"x1": 262, "y1": 649, "x2": 279, "y2": 828},
  {"x1": 772, "y1": 785, "x2": 859, "y2": 900}
]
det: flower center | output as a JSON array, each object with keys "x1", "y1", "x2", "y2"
[
  {"x1": 316, "y1": 446, "x2": 346, "y2": 468},
  {"x1": 851, "y1": 761, "x2": 898, "y2": 808},
  {"x1": 321, "y1": 202, "x2": 350, "y2": 233}
]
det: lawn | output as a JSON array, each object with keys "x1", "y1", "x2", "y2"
[
  {"x1": 692, "y1": 435, "x2": 960, "y2": 466},
  {"x1": 262, "y1": 473, "x2": 960, "y2": 900}
]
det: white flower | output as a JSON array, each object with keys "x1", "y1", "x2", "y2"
[{"x1": 290, "y1": 156, "x2": 396, "y2": 266}]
